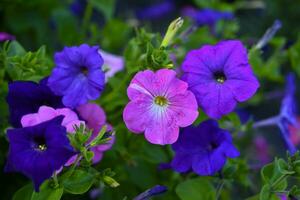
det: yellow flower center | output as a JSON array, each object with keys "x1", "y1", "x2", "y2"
[
  {"x1": 38, "y1": 144, "x2": 47, "y2": 151},
  {"x1": 154, "y1": 96, "x2": 168, "y2": 106}
]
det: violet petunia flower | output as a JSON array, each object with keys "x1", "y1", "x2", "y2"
[
  {"x1": 136, "y1": 0, "x2": 175, "y2": 20},
  {"x1": 5, "y1": 116, "x2": 76, "y2": 191},
  {"x1": 0, "y1": 32, "x2": 15, "y2": 41},
  {"x1": 123, "y1": 69, "x2": 199, "y2": 145},
  {"x1": 133, "y1": 185, "x2": 168, "y2": 200},
  {"x1": 182, "y1": 7, "x2": 233, "y2": 27},
  {"x1": 182, "y1": 40, "x2": 260, "y2": 119},
  {"x1": 48, "y1": 44, "x2": 105, "y2": 108},
  {"x1": 6, "y1": 78, "x2": 63, "y2": 128},
  {"x1": 98, "y1": 49, "x2": 124, "y2": 81},
  {"x1": 77, "y1": 103, "x2": 115, "y2": 163},
  {"x1": 21, "y1": 106, "x2": 84, "y2": 133},
  {"x1": 171, "y1": 120, "x2": 239, "y2": 176}
]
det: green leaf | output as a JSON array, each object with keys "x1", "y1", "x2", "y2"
[
  {"x1": 288, "y1": 37, "x2": 300, "y2": 77},
  {"x1": 6, "y1": 41, "x2": 26, "y2": 56},
  {"x1": 90, "y1": 0, "x2": 116, "y2": 20},
  {"x1": 260, "y1": 185, "x2": 271, "y2": 200},
  {"x1": 62, "y1": 169, "x2": 95, "y2": 194},
  {"x1": 12, "y1": 183, "x2": 33, "y2": 200},
  {"x1": 176, "y1": 177, "x2": 216, "y2": 200},
  {"x1": 31, "y1": 181, "x2": 63, "y2": 200}
]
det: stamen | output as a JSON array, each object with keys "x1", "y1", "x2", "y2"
[{"x1": 154, "y1": 96, "x2": 168, "y2": 106}]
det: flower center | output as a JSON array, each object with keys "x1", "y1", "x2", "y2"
[
  {"x1": 80, "y1": 66, "x2": 89, "y2": 75},
  {"x1": 214, "y1": 72, "x2": 226, "y2": 84},
  {"x1": 207, "y1": 141, "x2": 219, "y2": 151},
  {"x1": 37, "y1": 144, "x2": 47, "y2": 151},
  {"x1": 33, "y1": 136, "x2": 47, "y2": 151},
  {"x1": 154, "y1": 96, "x2": 168, "y2": 106}
]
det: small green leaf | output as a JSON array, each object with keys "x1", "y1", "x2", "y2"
[
  {"x1": 176, "y1": 177, "x2": 216, "y2": 200},
  {"x1": 12, "y1": 183, "x2": 33, "y2": 200},
  {"x1": 62, "y1": 169, "x2": 94, "y2": 194},
  {"x1": 31, "y1": 181, "x2": 63, "y2": 200}
]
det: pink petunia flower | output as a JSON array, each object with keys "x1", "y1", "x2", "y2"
[
  {"x1": 123, "y1": 69, "x2": 199, "y2": 145},
  {"x1": 21, "y1": 106, "x2": 84, "y2": 132},
  {"x1": 77, "y1": 103, "x2": 115, "y2": 163},
  {"x1": 288, "y1": 117, "x2": 300, "y2": 146},
  {"x1": 0, "y1": 32, "x2": 15, "y2": 42}
]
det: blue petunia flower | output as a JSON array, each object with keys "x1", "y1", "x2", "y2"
[
  {"x1": 135, "y1": 0, "x2": 175, "y2": 20},
  {"x1": 5, "y1": 116, "x2": 76, "y2": 191},
  {"x1": 6, "y1": 78, "x2": 63, "y2": 128},
  {"x1": 133, "y1": 185, "x2": 168, "y2": 200},
  {"x1": 253, "y1": 73, "x2": 298, "y2": 154},
  {"x1": 182, "y1": 7, "x2": 233, "y2": 28},
  {"x1": 48, "y1": 44, "x2": 105, "y2": 108},
  {"x1": 171, "y1": 120, "x2": 239, "y2": 176},
  {"x1": 278, "y1": 73, "x2": 298, "y2": 154}
]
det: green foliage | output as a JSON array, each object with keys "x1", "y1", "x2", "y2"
[
  {"x1": 1, "y1": 41, "x2": 52, "y2": 82},
  {"x1": 288, "y1": 37, "x2": 300, "y2": 77},
  {"x1": 176, "y1": 177, "x2": 216, "y2": 200},
  {"x1": 90, "y1": 0, "x2": 116, "y2": 20},
  {"x1": 31, "y1": 181, "x2": 63, "y2": 200},
  {"x1": 61, "y1": 169, "x2": 95, "y2": 194}
]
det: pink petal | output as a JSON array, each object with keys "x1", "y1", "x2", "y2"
[
  {"x1": 77, "y1": 103, "x2": 106, "y2": 133},
  {"x1": 169, "y1": 90, "x2": 199, "y2": 127},
  {"x1": 123, "y1": 99, "x2": 152, "y2": 133}
]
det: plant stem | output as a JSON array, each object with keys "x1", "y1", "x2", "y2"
[
  {"x1": 216, "y1": 180, "x2": 225, "y2": 200},
  {"x1": 81, "y1": 1, "x2": 93, "y2": 39}
]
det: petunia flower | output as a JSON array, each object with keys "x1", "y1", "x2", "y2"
[
  {"x1": 6, "y1": 78, "x2": 63, "y2": 128},
  {"x1": 171, "y1": 120, "x2": 239, "y2": 176},
  {"x1": 48, "y1": 44, "x2": 105, "y2": 108},
  {"x1": 133, "y1": 185, "x2": 168, "y2": 200},
  {"x1": 253, "y1": 73, "x2": 298, "y2": 154},
  {"x1": 77, "y1": 103, "x2": 115, "y2": 163},
  {"x1": 21, "y1": 106, "x2": 84, "y2": 132},
  {"x1": 182, "y1": 40, "x2": 260, "y2": 119},
  {"x1": 0, "y1": 32, "x2": 15, "y2": 41},
  {"x1": 123, "y1": 69, "x2": 198, "y2": 145},
  {"x1": 5, "y1": 116, "x2": 76, "y2": 191},
  {"x1": 182, "y1": 7, "x2": 233, "y2": 28},
  {"x1": 98, "y1": 49, "x2": 124, "y2": 81},
  {"x1": 135, "y1": 0, "x2": 175, "y2": 20}
]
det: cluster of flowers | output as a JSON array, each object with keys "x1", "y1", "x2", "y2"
[
  {"x1": 5, "y1": 44, "x2": 122, "y2": 191},
  {"x1": 123, "y1": 40, "x2": 259, "y2": 175},
  {"x1": 5, "y1": 38, "x2": 261, "y2": 192}
]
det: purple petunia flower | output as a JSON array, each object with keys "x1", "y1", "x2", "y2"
[
  {"x1": 5, "y1": 116, "x2": 76, "y2": 191},
  {"x1": 136, "y1": 0, "x2": 175, "y2": 20},
  {"x1": 98, "y1": 49, "x2": 124, "y2": 81},
  {"x1": 171, "y1": 120, "x2": 239, "y2": 176},
  {"x1": 6, "y1": 78, "x2": 63, "y2": 128},
  {"x1": 182, "y1": 40, "x2": 260, "y2": 119},
  {"x1": 48, "y1": 44, "x2": 105, "y2": 108},
  {"x1": 123, "y1": 69, "x2": 198, "y2": 145},
  {"x1": 0, "y1": 32, "x2": 15, "y2": 41},
  {"x1": 182, "y1": 7, "x2": 233, "y2": 27},
  {"x1": 133, "y1": 185, "x2": 168, "y2": 200}
]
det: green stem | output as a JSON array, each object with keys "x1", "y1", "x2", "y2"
[
  {"x1": 52, "y1": 171, "x2": 59, "y2": 188},
  {"x1": 216, "y1": 180, "x2": 225, "y2": 200},
  {"x1": 69, "y1": 155, "x2": 81, "y2": 176},
  {"x1": 81, "y1": 1, "x2": 93, "y2": 39},
  {"x1": 270, "y1": 174, "x2": 288, "y2": 189}
]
